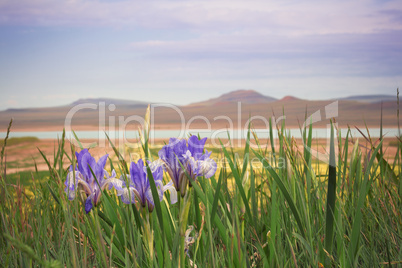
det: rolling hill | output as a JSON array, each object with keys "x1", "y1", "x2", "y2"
[
  {"x1": 188, "y1": 89, "x2": 277, "y2": 106},
  {"x1": 70, "y1": 98, "x2": 148, "y2": 107},
  {"x1": 341, "y1": 95, "x2": 396, "y2": 103},
  {"x1": 0, "y1": 90, "x2": 400, "y2": 131}
]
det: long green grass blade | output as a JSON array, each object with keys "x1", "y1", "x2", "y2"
[
  {"x1": 219, "y1": 139, "x2": 252, "y2": 223},
  {"x1": 324, "y1": 122, "x2": 337, "y2": 265},
  {"x1": 251, "y1": 148, "x2": 306, "y2": 239},
  {"x1": 348, "y1": 139, "x2": 383, "y2": 264}
]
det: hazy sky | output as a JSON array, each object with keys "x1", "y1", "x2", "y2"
[{"x1": 0, "y1": 0, "x2": 401, "y2": 109}]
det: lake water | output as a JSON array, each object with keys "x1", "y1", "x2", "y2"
[{"x1": 0, "y1": 128, "x2": 400, "y2": 140}]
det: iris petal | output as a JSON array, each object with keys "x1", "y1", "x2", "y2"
[
  {"x1": 95, "y1": 154, "x2": 109, "y2": 182},
  {"x1": 199, "y1": 158, "x2": 217, "y2": 178},
  {"x1": 159, "y1": 135, "x2": 217, "y2": 195},
  {"x1": 65, "y1": 171, "x2": 80, "y2": 200},
  {"x1": 64, "y1": 149, "x2": 116, "y2": 213},
  {"x1": 85, "y1": 197, "x2": 93, "y2": 214},
  {"x1": 120, "y1": 188, "x2": 136, "y2": 204},
  {"x1": 108, "y1": 159, "x2": 165, "y2": 211},
  {"x1": 188, "y1": 136, "x2": 207, "y2": 159},
  {"x1": 163, "y1": 181, "x2": 178, "y2": 204}
]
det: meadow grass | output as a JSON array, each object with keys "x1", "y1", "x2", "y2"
[
  {"x1": 0, "y1": 136, "x2": 39, "y2": 147},
  {"x1": 0, "y1": 117, "x2": 401, "y2": 267}
]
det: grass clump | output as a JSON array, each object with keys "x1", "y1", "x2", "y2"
[
  {"x1": 0, "y1": 115, "x2": 401, "y2": 267},
  {"x1": 389, "y1": 137, "x2": 402, "y2": 147}
]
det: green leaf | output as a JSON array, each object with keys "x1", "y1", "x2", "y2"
[
  {"x1": 47, "y1": 183, "x2": 60, "y2": 206},
  {"x1": 219, "y1": 139, "x2": 252, "y2": 223},
  {"x1": 145, "y1": 162, "x2": 165, "y2": 251},
  {"x1": 324, "y1": 122, "x2": 337, "y2": 265},
  {"x1": 251, "y1": 148, "x2": 306, "y2": 240},
  {"x1": 210, "y1": 169, "x2": 224, "y2": 222},
  {"x1": 348, "y1": 139, "x2": 383, "y2": 263}
]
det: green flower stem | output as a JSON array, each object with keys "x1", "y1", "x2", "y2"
[
  {"x1": 141, "y1": 206, "x2": 154, "y2": 266},
  {"x1": 179, "y1": 187, "x2": 193, "y2": 268},
  {"x1": 91, "y1": 209, "x2": 108, "y2": 267}
]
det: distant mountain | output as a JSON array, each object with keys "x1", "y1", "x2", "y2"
[
  {"x1": 0, "y1": 97, "x2": 150, "y2": 131},
  {"x1": 188, "y1": 89, "x2": 277, "y2": 106},
  {"x1": 71, "y1": 98, "x2": 148, "y2": 107},
  {"x1": 341, "y1": 95, "x2": 396, "y2": 103},
  {"x1": 2, "y1": 98, "x2": 148, "y2": 113},
  {"x1": 279, "y1": 96, "x2": 302, "y2": 102},
  {"x1": 0, "y1": 91, "x2": 400, "y2": 131}
]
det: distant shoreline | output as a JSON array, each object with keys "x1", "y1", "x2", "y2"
[
  {"x1": 1, "y1": 123, "x2": 400, "y2": 133},
  {"x1": 1, "y1": 126, "x2": 400, "y2": 141}
]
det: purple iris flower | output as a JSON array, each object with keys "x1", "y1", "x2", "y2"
[
  {"x1": 158, "y1": 135, "x2": 217, "y2": 196},
  {"x1": 109, "y1": 159, "x2": 177, "y2": 212},
  {"x1": 64, "y1": 149, "x2": 116, "y2": 213}
]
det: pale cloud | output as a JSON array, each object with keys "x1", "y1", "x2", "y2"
[
  {"x1": 6, "y1": 99, "x2": 17, "y2": 106},
  {"x1": 0, "y1": 0, "x2": 401, "y2": 35},
  {"x1": 129, "y1": 30, "x2": 402, "y2": 77},
  {"x1": 0, "y1": 0, "x2": 400, "y2": 109},
  {"x1": 43, "y1": 93, "x2": 79, "y2": 100}
]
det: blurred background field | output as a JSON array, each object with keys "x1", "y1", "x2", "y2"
[{"x1": 4, "y1": 134, "x2": 401, "y2": 193}]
